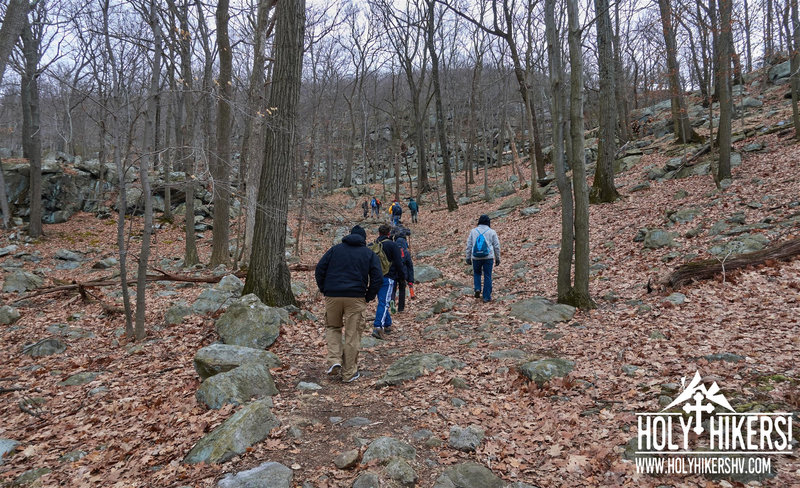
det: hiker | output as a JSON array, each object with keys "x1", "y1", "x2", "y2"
[
  {"x1": 390, "y1": 200, "x2": 403, "y2": 226},
  {"x1": 408, "y1": 197, "x2": 419, "y2": 223},
  {"x1": 370, "y1": 197, "x2": 378, "y2": 218},
  {"x1": 391, "y1": 225, "x2": 415, "y2": 312},
  {"x1": 361, "y1": 199, "x2": 369, "y2": 219},
  {"x1": 465, "y1": 214, "x2": 501, "y2": 303},
  {"x1": 371, "y1": 224, "x2": 405, "y2": 338},
  {"x1": 315, "y1": 225, "x2": 383, "y2": 383}
]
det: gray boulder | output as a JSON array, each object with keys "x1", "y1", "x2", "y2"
[
  {"x1": 0, "y1": 305, "x2": 20, "y2": 325},
  {"x1": 432, "y1": 297, "x2": 454, "y2": 314},
  {"x1": 194, "y1": 343, "x2": 282, "y2": 379},
  {"x1": 518, "y1": 358, "x2": 575, "y2": 386},
  {"x1": 709, "y1": 234, "x2": 769, "y2": 257},
  {"x1": 414, "y1": 265, "x2": 443, "y2": 283},
  {"x1": 353, "y1": 472, "x2": 381, "y2": 488},
  {"x1": 509, "y1": 297, "x2": 575, "y2": 324},
  {"x1": 193, "y1": 288, "x2": 238, "y2": 315},
  {"x1": 0, "y1": 439, "x2": 19, "y2": 465},
  {"x1": 92, "y1": 257, "x2": 118, "y2": 270},
  {"x1": 741, "y1": 97, "x2": 763, "y2": 108},
  {"x1": 22, "y1": 338, "x2": 66, "y2": 357},
  {"x1": 54, "y1": 249, "x2": 82, "y2": 261},
  {"x1": 215, "y1": 294, "x2": 285, "y2": 349},
  {"x1": 0, "y1": 245, "x2": 18, "y2": 257},
  {"x1": 643, "y1": 229, "x2": 675, "y2": 249},
  {"x1": 375, "y1": 353, "x2": 466, "y2": 387},
  {"x1": 165, "y1": 302, "x2": 192, "y2": 325},
  {"x1": 216, "y1": 274, "x2": 244, "y2": 294},
  {"x1": 498, "y1": 194, "x2": 524, "y2": 210},
  {"x1": 769, "y1": 60, "x2": 791, "y2": 82},
  {"x1": 59, "y1": 371, "x2": 101, "y2": 386},
  {"x1": 386, "y1": 458, "x2": 418, "y2": 486},
  {"x1": 663, "y1": 293, "x2": 686, "y2": 306},
  {"x1": 362, "y1": 437, "x2": 416, "y2": 464},
  {"x1": 448, "y1": 424, "x2": 485, "y2": 452},
  {"x1": 333, "y1": 449, "x2": 360, "y2": 469},
  {"x1": 217, "y1": 462, "x2": 293, "y2": 488},
  {"x1": 3, "y1": 270, "x2": 44, "y2": 293},
  {"x1": 433, "y1": 462, "x2": 506, "y2": 488},
  {"x1": 184, "y1": 398, "x2": 280, "y2": 464},
  {"x1": 520, "y1": 206, "x2": 541, "y2": 216},
  {"x1": 668, "y1": 208, "x2": 701, "y2": 224},
  {"x1": 196, "y1": 362, "x2": 278, "y2": 409}
]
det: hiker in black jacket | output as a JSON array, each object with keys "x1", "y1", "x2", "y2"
[
  {"x1": 372, "y1": 224, "x2": 405, "y2": 339},
  {"x1": 391, "y1": 226, "x2": 415, "y2": 312},
  {"x1": 315, "y1": 225, "x2": 382, "y2": 383}
]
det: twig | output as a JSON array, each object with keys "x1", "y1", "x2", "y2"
[{"x1": 0, "y1": 386, "x2": 26, "y2": 394}]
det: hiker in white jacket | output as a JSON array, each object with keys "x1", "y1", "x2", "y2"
[{"x1": 464, "y1": 214, "x2": 500, "y2": 302}]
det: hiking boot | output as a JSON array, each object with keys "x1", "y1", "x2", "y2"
[
  {"x1": 326, "y1": 363, "x2": 341, "y2": 376},
  {"x1": 474, "y1": 290, "x2": 481, "y2": 298},
  {"x1": 372, "y1": 328, "x2": 385, "y2": 340},
  {"x1": 384, "y1": 326, "x2": 392, "y2": 335},
  {"x1": 343, "y1": 371, "x2": 361, "y2": 383},
  {"x1": 389, "y1": 300, "x2": 397, "y2": 314}
]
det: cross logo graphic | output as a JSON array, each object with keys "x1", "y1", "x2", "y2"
[
  {"x1": 682, "y1": 391, "x2": 716, "y2": 434},
  {"x1": 662, "y1": 371, "x2": 735, "y2": 429}
]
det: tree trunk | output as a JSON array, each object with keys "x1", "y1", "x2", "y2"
[
  {"x1": 210, "y1": 0, "x2": 232, "y2": 267},
  {"x1": 613, "y1": 3, "x2": 630, "y2": 143},
  {"x1": 716, "y1": 0, "x2": 733, "y2": 182},
  {"x1": 426, "y1": 0, "x2": 457, "y2": 211},
  {"x1": 21, "y1": 18, "x2": 43, "y2": 237},
  {"x1": 243, "y1": 0, "x2": 304, "y2": 307},
  {"x1": 657, "y1": 0, "x2": 695, "y2": 143},
  {"x1": 791, "y1": 0, "x2": 800, "y2": 140},
  {"x1": 590, "y1": 0, "x2": 620, "y2": 204}
]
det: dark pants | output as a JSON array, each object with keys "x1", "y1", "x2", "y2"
[
  {"x1": 393, "y1": 280, "x2": 406, "y2": 312},
  {"x1": 411, "y1": 211, "x2": 418, "y2": 223},
  {"x1": 473, "y1": 259, "x2": 494, "y2": 301}
]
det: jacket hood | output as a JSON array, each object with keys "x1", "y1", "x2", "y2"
[
  {"x1": 478, "y1": 214, "x2": 491, "y2": 226},
  {"x1": 342, "y1": 233, "x2": 366, "y2": 246}
]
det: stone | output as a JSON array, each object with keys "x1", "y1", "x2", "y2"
[
  {"x1": 0, "y1": 439, "x2": 19, "y2": 465},
  {"x1": 518, "y1": 358, "x2": 575, "y2": 386},
  {"x1": 353, "y1": 472, "x2": 381, "y2": 488},
  {"x1": 0, "y1": 245, "x2": 18, "y2": 257},
  {"x1": 216, "y1": 274, "x2": 244, "y2": 294},
  {"x1": 432, "y1": 297, "x2": 454, "y2": 314},
  {"x1": 622, "y1": 365, "x2": 639, "y2": 376},
  {"x1": 341, "y1": 417, "x2": 371, "y2": 427},
  {"x1": 768, "y1": 60, "x2": 791, "y2": 82},
  {"x1": 193, "y1": 343, "x2": 281, "y2": 380},
  {"x1": 433, "y1": 462, "x2": 505, "y2": 488},
  {"x1": 59, "y1": 371, "x2": 101, "y2": 386},
  {"x1": 668, "y1": 208, "x2": 701, "y2": 224},
  {"x1": 22, "y1": 338, "x2": 66, "y2": 357},
  {"x1": 643, "y1": 229, "x2": 675, "y2": 249},
  {"x1": 56, "y1": 261, "x2": 81, "y2": 270},
  {"x1": 490, "y1": 182, "x2": 516, "y2": 198},
  {"x1": 740, "y1": 96, "x2": 763, "y2": 108},
  {"x1": 333, "y1": 449, "x2": 360, "y2": 469},
  {"x1": 487, "y1": 207, "x2": 514, "y2": 220},
  {"x1": 520, "y1": 206, "x2": 541, "y2": 216},
  {"x1": 742, "y1": 142, "x2": 764, "y2": 152},
  {"x1": 414, "y1": 265, "x2": 443, "y2": 283},
  {"x1": 386, "y1": 458, "x2": 418, "y2": 485},
  {"x1": 196, "y1": 362, "x2": 278, "y2": 409},
  {"x1": 184, "y1": 398, "x2": 279, "y2": 464},
  {"x1": 215, "y1": 294, "x2": 286, "y2": 349},
  {"x1": 489, "y1": 349, "x2": 528, "y2": 360},
  {"x1": 217, "y1": 461, "x2": 293, "y2": 488},
  {"x1": 663, "y1": 293, "x2": 686, "y2": 306},
  {"x1": 58, "y1": 450, "x2": 87, "y2": 463},
  {"x1": 54, "y1": 249, "x2": 82, "y2": 261},
  {"x1": 509, "y1": 297, "x2": 575, "y2": 323},
  {"x1": 375, "y1": 353, "x2": 466, "y2": 387},
  {"x1": 2, "y1": 270, "x2": 44, "y2": 293},
  {"x1": 650, "y1": 330, "x2": 667, "y2": 340},
  {"x1": 448, "y1": 424, "x2": 485, "y2": 452},
  {"x1": 14, "y1": 467, "x2": 52, "y2": 485},
  {"x1": 45, "y1": 324, "x2": 94, "y2": 339},
  {"x1": 362, "y1": 437, "x2": 416, "y2": 464},
  {"x1": 498, "y1": 194, "x2": 524, "y2": 210},
  {"x1": 92, "y1": 257, "x2": 118, "y2": 269},
  {"x1": 0, "y1": 305, "x2": 20, "y2": 325},
  {"x1": 629, "y1": 182, "x2": 650, "y2": 192},
  {"x1": 165, "y1": 302, "x2": 192, "y2": 325},
  {"x1": 709, "y1": 234, "x2": 769, "y2": 257},
  {"x1": 297, "y1": 381, "x2": 322, "y2": 391},
  {"x1": 704, "y1": 352, "x2": 745, "y2": 362}
]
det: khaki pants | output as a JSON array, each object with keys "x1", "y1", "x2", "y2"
[{"x1": 325, "y1": 296, "x2": 367, "y2": 378}]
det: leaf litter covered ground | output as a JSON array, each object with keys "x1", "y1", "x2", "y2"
[{"x1": 2, "y1": 97, "x2": 800, "y2": 487}]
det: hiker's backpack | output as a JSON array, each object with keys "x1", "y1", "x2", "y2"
[
  {"x1": 369, "y1": 240, "x2": 391, "y2": 275},
  {"x1": 376, "y1": 198, "x2": 381, "y2": 206},
  {"x1": 409, "y1": 200, "x2": 418, "y2": 212},
  {"x1": 472, "y1": 229, "x2": 490, "y2": 258}
]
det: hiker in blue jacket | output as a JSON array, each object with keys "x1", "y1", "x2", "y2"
[
  {"x1": 465, "y1": 214, "x2": 500, "y2": 303},
  {"x1": 408, "y1": 198, "x2": 419, "y2": 223},
  {"x1": 372, "y1": 224, "x2": 405, "y2": 338},
  {"x1": 391, "y1": 225, "x2": 415, "y2": 312}
]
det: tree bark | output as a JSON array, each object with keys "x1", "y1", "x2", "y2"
[
  {"x1": 210, "y1": 0, "x2": 232, "y2": 267},
  {"x1": 20, "y1": 18, "x2": 43, "y2": 237},
  {"x1": 716, "y1": 0, "x2": 733, "y2": 182},
  {"x1": 243, "y1": 0, "x2": 304, "y2": 307},
  {"x1": 791, "y1": 0, "x2": 800, "y2": 140},
  {"x1": 657, "y1": 0, "x2": 695, "y2": 143}
]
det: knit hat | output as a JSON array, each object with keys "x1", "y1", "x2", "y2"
[
  {"x1": 478, "y1": 214, "x2": 491, "y2": 226},
  {"x1": 350, "y1": 225, "x2": 367, "y2": 239}
]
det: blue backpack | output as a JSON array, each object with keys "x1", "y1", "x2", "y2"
[{"x1": 473, "y1": 229, "x2": 489, "y2": 258}]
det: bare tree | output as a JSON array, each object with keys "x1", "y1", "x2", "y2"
[
  {"x1": 243, "y1": 0, "x2": 305, "y2": 306},
  {"x1": 20, "y1": 8, "x2": 44, "y2": 237},
  {"x1": 715, "y1": 0, "x2": 732, "y2": 182},
  {"x1": 210, "y1": 0, "x2": 232, "y2": 267},
  {"x1": 657, "y1": 0, "x2": 698, "y2": 143}
]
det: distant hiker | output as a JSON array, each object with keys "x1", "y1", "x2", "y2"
[
  {"x1": 315, "y1": 225, "x2": 382, "y2": 383},
  {"x1": 408, "y1": 197, "x2": 419, "y2": 223},
  {"x1": 361, "y1": 199, "x2": 369, "y2": 219},
  {"x1": 371, "y1": 224, "x2": 405, "y2": 338},
  {"x1": 370, "y1": 197, "x2": 378, "y2": 218},
  {"x1": 375, "y1": 197, "x2": 382, "y2": 217},
  {"x1": 390, "y1": 200, "x2": 403, "y2": 226},
  {"x1": 391, "y1": 225, "x2": 415, "y2": 312},
  {"x1": 465, "y1": 214, "x2": 501, "y2": 303}
]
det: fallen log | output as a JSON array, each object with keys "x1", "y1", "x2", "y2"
[
  {"x1": 667, "y1": 237, "x2": 800, "y2": 289},
  {"x1": 13, "y1": 268, "x2": 247, "y2": 304}
]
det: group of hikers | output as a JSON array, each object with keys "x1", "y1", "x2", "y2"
[
  {"x1": 362, "y1": 196, "x2": 419, "y2": 224},
  {"x1": 315, "y1": 206, "x2": 501, "y2": 383}
]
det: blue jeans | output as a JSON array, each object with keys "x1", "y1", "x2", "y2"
[
  {"x1": 473, "y1": 259, "x2": 493, "y2": 301},
  {"x1": 392, "y1": 215, "x2": 400, "y2": 226},
  {"x1": 373, "y1": 277, "x2": 395, "y2": 327}
]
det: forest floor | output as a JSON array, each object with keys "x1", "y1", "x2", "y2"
[{"x1": 1, "y1": 91, "x2": 800, "y2": 487}]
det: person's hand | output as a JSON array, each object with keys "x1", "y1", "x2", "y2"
[
  {"x1": 466, "y1": 258, "x2": 472, "y2": 265},
  {"x1": 495, "y1": 258, "x2": 500, "y2": 266}
]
